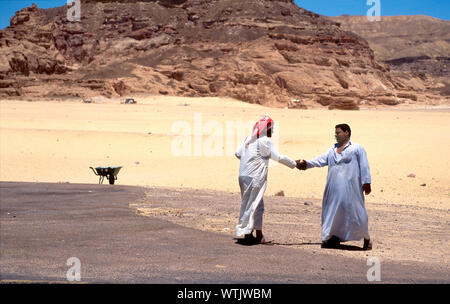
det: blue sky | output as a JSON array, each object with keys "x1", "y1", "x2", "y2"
[{"x1": 0, "y1": 0, "x2": 449, "y2": 29}]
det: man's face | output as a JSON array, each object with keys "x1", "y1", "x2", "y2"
[{"x1": 335, "y1": 127, "x2": 349, "y2": 144}]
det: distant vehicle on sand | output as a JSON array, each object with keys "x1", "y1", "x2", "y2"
[{"x1": 123, "y1": 98, "x2": 137, "y2": 104}]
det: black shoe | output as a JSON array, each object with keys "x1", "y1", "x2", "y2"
[
  {"x1": 236, "y1": 234, "x2": 257, "y2": 245},
  {"x1": 363, "y1": 238, "x2": 373, "y2": 250},
  {"x1": 321, "y1": 236, "x2": 341, "y2": 248},
  {"x1": 244, "y1": 233, "x2": 255, "y2": 241},
  {"x1": 243, "y1": 234, "x2": 257, "y2": 244}
]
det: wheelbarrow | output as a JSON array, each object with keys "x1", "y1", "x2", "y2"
[{"x1": 89, "y1": 166, "x2": 122, "y2": 185}]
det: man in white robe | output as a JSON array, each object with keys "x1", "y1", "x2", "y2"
[
  {"x1": 297, "y1": 124, "x2": 373, "y2": 250},
  {"x1": 235, "y1": 115, "x2": 298, "y2": 244}
]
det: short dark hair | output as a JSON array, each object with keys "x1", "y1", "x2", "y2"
[{"x1": 335, "y1": 123, "x2": 351, "y2": 137}]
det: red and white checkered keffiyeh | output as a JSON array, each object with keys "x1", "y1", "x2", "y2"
[{"x1": 245, "y1": 115, "x2": 273, "y2": 148}]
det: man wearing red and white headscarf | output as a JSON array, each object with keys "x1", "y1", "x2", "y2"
[{"x1": 235, "y1": 115, "x2": 298, "y2": 244}]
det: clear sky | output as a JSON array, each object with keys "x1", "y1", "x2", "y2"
[{"x1": 0, "y1": 0, "x2": 449, "y2": 29}]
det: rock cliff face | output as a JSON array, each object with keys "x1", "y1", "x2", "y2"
[
  {"x1": 332, "y1": 15, "x2": 450, "y2": 97},
  {"x1": 0, "y1": 0, "x2": 445, "y2": 107}
]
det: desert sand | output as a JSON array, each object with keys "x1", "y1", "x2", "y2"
[
  {"x1": 1, "y1": 96, "x2": 449, "y2": 270},
  {"x1": 1, "y1": 96, "x2": 449, "y2": 209}
]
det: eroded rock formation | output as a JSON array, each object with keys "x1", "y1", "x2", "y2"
[{"x1": 0, "y1": 0, "x2": 446, "y2": 108}]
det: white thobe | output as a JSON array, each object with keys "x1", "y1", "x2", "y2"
[
  {"x1": 306, "y1": 141, "x2": 371, "y2": 242},
  {"x1": 235, "y1": 135, "x2": 296, "y2": 236}
]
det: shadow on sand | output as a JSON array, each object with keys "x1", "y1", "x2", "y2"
[
  {"x1": 234, "y1": 239, "x2": 365, "y2": 251},
  {"x1": 234, "y1": 238, "x2": 320, "y2": 247},
  {"x1": 327, "y1": 244, "x2": 366, "y2": 251}
]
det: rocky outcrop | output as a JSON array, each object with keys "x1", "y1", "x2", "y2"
[
  {"x1": 0, "y1": 0, "x2": 444, "y2": 108},
  {"x1": 328, "y1": 97, "x2": 359, "y2": 110},
  {"x1": 331, "y1": 15, "x2": 450, "y2": 99}
]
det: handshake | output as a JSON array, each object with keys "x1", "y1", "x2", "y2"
[{"x1": 295, "y1": 159, "x2": 307, "y2": 170}]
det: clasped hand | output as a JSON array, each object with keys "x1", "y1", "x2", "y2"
[{"x1": 295, "y1": 159, "x2": 307, "y2": 170}]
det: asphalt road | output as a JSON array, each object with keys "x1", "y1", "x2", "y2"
[{"x1": 0, "y1": 182, "x2": 448, "y2": 284}]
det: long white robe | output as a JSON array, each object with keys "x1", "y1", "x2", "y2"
[
  {"x1": 306, "y1": 141, "x2": 371, "y2": 242},
  {"x1": 235, "y1": 135, "x2": 296, "y2": 236}
]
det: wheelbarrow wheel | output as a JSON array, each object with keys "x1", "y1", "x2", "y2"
[{"x1": 108, "y1": 174, "x2": 115, "y2": 185}]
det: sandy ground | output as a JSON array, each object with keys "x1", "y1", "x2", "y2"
[
  {"x1": 1, "y1": 182, "x2": 448, "y2": 283},
  {"x1": 1, "y1": 96, "x2": 449, "y2": 272},
  {"x1": 131, "y1": 187, "x2": 449, "y2": 271}
]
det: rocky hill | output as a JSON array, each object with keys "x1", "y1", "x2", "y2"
[
  {"x1": 332, "y1": 15, "x2": 450, "y2": 96},
  {"x1": 0, "y1": 0, "x2": 446, "y2": 108}
]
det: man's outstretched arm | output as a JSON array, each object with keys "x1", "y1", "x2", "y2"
[
  {"x1": 296, "y1": 150, "x2": 330, "y2": 170},
  {"x1": 261, "y1": 139, "x2": 297, "y2": 168}
]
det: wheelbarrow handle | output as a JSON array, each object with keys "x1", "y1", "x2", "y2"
[{"x1": 89, "y1": 167, "x2": 99, "y2": 176}]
